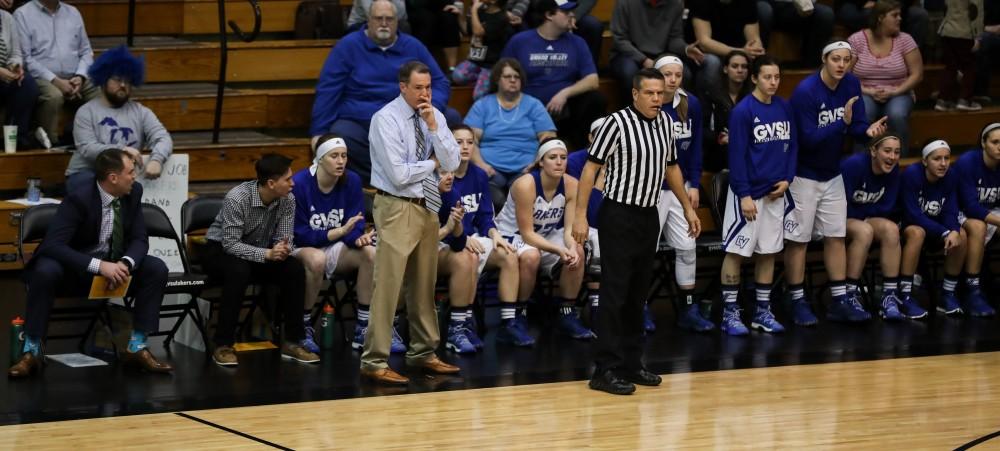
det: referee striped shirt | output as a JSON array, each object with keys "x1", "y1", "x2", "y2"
[{"x1": 587, "y1": 105, "x2": 677, "y2": 208}]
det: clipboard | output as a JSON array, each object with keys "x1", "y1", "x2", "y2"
[{"x1": 89, "y1": 275, "x2": 132, "y2": 299}]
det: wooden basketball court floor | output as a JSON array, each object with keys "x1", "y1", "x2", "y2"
[{"x1": 3, "y1": 351, "x2": 1000, "y2": 450}]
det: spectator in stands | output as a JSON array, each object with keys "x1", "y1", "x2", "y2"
[
  {"x1": 310, "y1": 0, "x2": 456, "y2": 185},
  {"x1": 565, "y1": 118, "x2": 605, "y2": 327},
  {"x1": 835, "y1": 0, "x2": 930, "y2": 52},
  {"x1": 899, "y1": 140, "x2": 969, "y2": 316},
  {"x1": 972, "y1": 1, "x2": 998, "y2": 102},
  {"x1": 346, "y1": 0, "x2": 409, "y2": 33},
  {"x1": 841, "y1": 132, "x2": 928, "y2": 320},
  {"x1": 847, "y1": 0, "x2": 923, "y2": 156},
  {"x1": 68, "y1": 46, "x2": 172, "y2": 191},
  {"x1": 15, "y1": 0, "x2": 99, "y2": 146},
  {"x1": 934, "y1": 0, "x2": 984, "y2": 112},
  {"x1": 702, "y1": 50, "x2": 752, "y2": 172},
  {"x1": 654, "y1": 56, "x2": 713, "y2": 333},
  {"x1": 494, "y1": 138, "x2": 594, "y2": 340},
  {"x1": 757, "y1": 0, "x2": 835, "y2": 64},
  {"x1": 202, "y1": 154, "x2": 319, "y2": 367},
  {"x1": 8, "y1": 149, "x2": 173, "y2": 378},
  {"x1": 689, "y1": 0, "x2": 766, "y2": 99},
  {"x1": 362, "y1": 61, "x2": 461, "y2": 385},
  {"x1": 953, "y1": 123, "x2": 1000, "y2": 316},
  {"x1": 438, "y1": 125, "x2": 526, "y2": 350},
  {"x1": 452, "y1": 0, "x2": 514, "y2": 100},
  {"x1": 466, "y1": 58, "x2": 556, "y2": 204},
  {"x1": 501, "y1": 0, "x2": 605, "y2": 151},
  {"x1": 0, "y1": 7, "x2": 38, "y2": 151},
  {"x1": 408, "y1": 0, "x2": 463, "y2": 72},
  {"x1": 290, "y1": 134, "x2": 390, "y2": 355},
  {"x1": 608, "y1": 0, "x2": 704, "y2": 107},
  {"x1": 718, "y1": 56, "x2": 796, "y2": 336}
]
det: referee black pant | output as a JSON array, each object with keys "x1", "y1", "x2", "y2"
[{"x1": 594, "y1": 199, "x2": 659, "y2": 374}]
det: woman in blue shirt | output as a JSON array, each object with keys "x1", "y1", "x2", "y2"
[{"x1": 954, "y1": 122, "x2": 1000, "y2": 316}]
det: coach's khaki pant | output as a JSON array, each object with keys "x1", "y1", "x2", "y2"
[
  {"x1": 35, "y1": 77, "x2": 99, "y2": 143},
  {"x1": 361, "y1": 193, "x2": 441, "y2": 371}
]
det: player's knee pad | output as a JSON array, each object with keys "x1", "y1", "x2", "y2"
[{"x1": 675, "y1": 248, "x2": 697, "y2": 287}]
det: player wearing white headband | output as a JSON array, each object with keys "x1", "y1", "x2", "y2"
[
  {"x1": 899, "y1": 139, "x2": 968, "y2": 316},
  {"x1": 291, "y1": 134, "x2": 391, "y2": 354},
  {"x1": 653, "y1": 55, "x2": 712, "y2": 333},
  {"x1": 495, "y1": 137, "x2": 595, "y2": 341},
  {"x1": 783, "y1": 40, "x2": 889, "y2": 326},
  {"x1": 952, "y1": 123, "x2": 1000, "y2": 316}
]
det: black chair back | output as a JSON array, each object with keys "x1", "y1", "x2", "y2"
[
  {"x1": 181, "y1": 196, "x2": 224, "y2": 236},
  {"x1": 709, "y1": 170, "x2": 730, "y2": 229},
  {"x1": 18, "y1": 203, "x2": 60, "y2": 264},
  {"x1": 142, "y1": 203, "x2": 191, "y2": 271}
]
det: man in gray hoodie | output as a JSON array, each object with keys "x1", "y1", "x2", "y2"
[{"x1": 68, "y1": 46, "x2": 172, "y2": 191}]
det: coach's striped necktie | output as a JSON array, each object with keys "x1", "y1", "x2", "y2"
[
  {"x1": 0, "y1": 19, "x2": 8, "y2": 68},
  {"x1": 413, "y1": 113, "x2": 441, "y2": 214}
]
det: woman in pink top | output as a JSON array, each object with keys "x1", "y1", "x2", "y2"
[{"x1": 847, "y1": 0, "x2": 924, "y2": 156}]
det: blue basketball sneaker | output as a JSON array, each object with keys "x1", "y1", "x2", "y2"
[
  {"x1": 390, "y1": 320, "x2": 407, "y2": 354},
  {"x1": 677, "y1": 303, "x2": 714, "y2": 332},
  {"x1": 751, "y1": 304, "x2": 785, "y2": 333},
  {"x1": 898, "y1": 294, "x2": 928, "y2": 319},
  {"x1": 300, "y1": 314, "x2": 320, "y2": 354},
  {"x1": 642, "y1": 303, "x2": 656, "y2": 332},
  {"x1": 463, "y1": 315, "x2": 484, "y2": 349},
  {"x1": 937, "y1": 292, "x2": 963, "y2": 315},
  {"x1": 827, "y1": 296, "x2": 871, "y2": 322},
  {"x1": 789, "y1": 298, "x2": 819, "y2": 326},
  {"x1": 496, "y1": 317, "x2": 535, "y2": 346},
  {"x1": 721, "y1": 304, "x2": 749, "y2": 336},
  {"x1": 964, "y1": 289, "x2": 996, "y2": 317},
  {"x1": 351, "y1": 321, "x2": 367, "y2": 351},
  {"x1": 879, "y1": 292, "x2": 904, "y2": 321},
  {"x1": 446, "y1": 323, "x2": 476, "y2": 354},
  {"x1": 557, "y1": 310, "x2": 596, "y2": 340}
]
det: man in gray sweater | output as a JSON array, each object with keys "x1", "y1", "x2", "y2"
[
  {"x1": 608, "y1": 0, "x2": 703, "y2": 106},
  {"x1": 68, "y1": 46, "x2": 172, "y2": 191}
]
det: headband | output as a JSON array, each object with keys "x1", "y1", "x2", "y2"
[
  {"x1": 590, "y1": 117, "x2": 606, "y2": 135},
  {"x1": 869, "y1": 134, "x2": 899, "y2": 150},
  {"x1": 921, "y1": 140, "x2": 950, "y2": 159},
  {"x1": 309, "y1": 137, "x2": 347, "y2": 175},
  {"x1": 654, "y1": 56, "x2": 684, "y2": 71},
  {"x1": 982, "y1": 123, "x2": 1000, "y2": 143},
  {"x1": 536, "y1": 139, "x2": 567, "y2": 163},
  {"x1": 822, "y1": 41, "x2": 852, "y2": 58}
]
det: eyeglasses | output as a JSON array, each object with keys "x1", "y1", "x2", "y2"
[{"x1": 501, "y1": 74, "x2": 521, "y2": 80}]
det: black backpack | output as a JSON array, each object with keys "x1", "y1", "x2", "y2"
[{"x1": 294, "y1": 0, "x2": 347, "y2": 39}]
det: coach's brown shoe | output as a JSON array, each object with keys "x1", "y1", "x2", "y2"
[
  {"x1": 7, "y1": 353, "x2": 41, "y2": 378},
  {"x1": 121, "y1": 348, "x2": 173, "y2": 373},
  {"x1": 361, "y1": 367, "x2": 410, "y2": 385},
  {"x1": 280, "y1": 342, "x2": 319, "y2": 364},
  {"x1": 411, "y1": 356, "x2": 460, "y2": 374}
]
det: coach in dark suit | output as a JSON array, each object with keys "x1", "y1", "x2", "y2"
[{"x1": 8, "y1": 148, "x2": 172, "y2": 378}]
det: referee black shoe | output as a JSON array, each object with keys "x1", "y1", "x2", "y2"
[
  {"x1": 589, "y1": 369, "x2": 636, "y2": 395},
  {"x1": 618, "y1": 368, "x2": 662, "y2": 386}
]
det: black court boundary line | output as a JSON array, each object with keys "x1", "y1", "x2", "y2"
[
  {"x1": 955, "y1": 429, "x2": 1000, "y2": 450},
  {"x1": 174, "y1": 412, "x2": 293, "y2": 450}
]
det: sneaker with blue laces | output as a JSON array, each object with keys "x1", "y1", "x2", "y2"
[
  {"x1": 300, "y1": 316, "x2": 321, "y2": 354},
  {"x1": 790, "y1": 298, "x2": 819, "y2": 326},
  {"x1": 898, "y1": 294, "x2": 928, "y2": 319},
  {"x1": 446, "y1": 324, "x2": 477, "y2": 354},
  {"x1": 879, "y1": 292, "x2": 904, "y2": 321},
  {"x1": 677, "y1": 303, "x2": 714, "y2": 332},
  {"x1": 351, "y1": 321, "x2": 367, "y2": 351},
  {"x1": 751, "y1": 304, "x2": 785, "y2": 333},
  {"x1": 964, "y1": 289, "x2": 996, "y2": 317},
  {"x1": 827, "y1": 296, "x2": 871, "y2": 322},
  {"x1": 937, "y1": 292, "x2": 963, "y2": 315},
  {"x1": 721, "y1": 304, "x2": 749, "y2": 336},
  {"x1": 557, "y1": 310, "x2": 596, "y2": 339},
  {"x1": 390, "y1": 321, "x2": 407, "y2": 354},
  {"x1": 496, "y1": 317, "x2": 535, "y2": 346},
  {"x1": 642, "y1": 303, "x2": 656, "y2": 332},
  {"x1": 463, "y1": 315, "x2": 484, "y2": 349}
]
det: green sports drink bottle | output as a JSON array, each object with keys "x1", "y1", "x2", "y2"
[{"x1": 320, "y1": 304, "x2": 335, "y2": 349}]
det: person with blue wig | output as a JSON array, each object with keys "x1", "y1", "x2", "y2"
[{"x1": 68, "y1": 45, "x2": 172, "y2": 191}]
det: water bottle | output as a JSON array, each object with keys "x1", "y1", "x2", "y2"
[
  {"x1": 320, "y1": 304, "x2": 335, "y2": 350},
  {"x1": 10, "y1": 316, "x2": 24, "y2": 364}
]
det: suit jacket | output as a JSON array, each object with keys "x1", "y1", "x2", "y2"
[{"x1": 32, "y1": 181, "x2": 149, "y2": 274}]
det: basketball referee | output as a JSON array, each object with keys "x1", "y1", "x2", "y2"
[{"x1": 573, "y1": 68, "x2": 701, "y2": 395}]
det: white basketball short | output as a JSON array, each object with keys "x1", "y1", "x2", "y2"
[
  {"x1": 507, "y1": 229, "x2": 566, "y2": 276},
  {"x1": 320, "y1": 241, "x2": 347, "y2": 278},
  {"x1": 438, "y1": 234, "x2": 494, "y2": 274},
  {"x1": 958, "y1": 208, "x2": 1000, "y2": 245},
  {"x1": 657, "y1": 186, "x2": 697, "y2": 251},
  {"x1": 783, "y1": 175, "x2": 847, "y2": 242},
  {"x1": 722, "y1": 188, "x2": 788, "y2": 257}
]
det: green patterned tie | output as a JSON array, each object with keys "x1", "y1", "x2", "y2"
[{"x1": 110, "y1": 199, "x2": 124, "y2": 261}]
